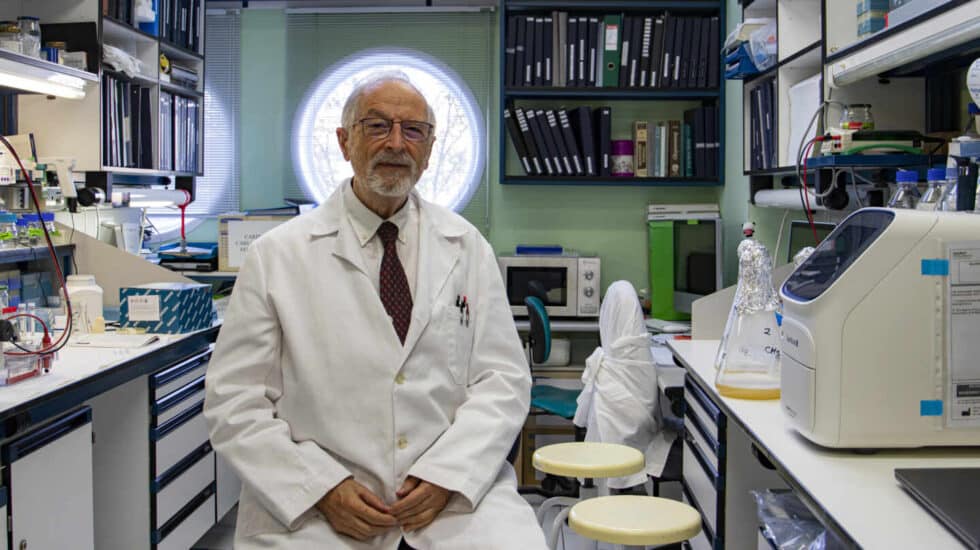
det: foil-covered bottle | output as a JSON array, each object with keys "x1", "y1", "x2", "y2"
[{"x1": 714, "y1": 237, "x2": 781, "y2": 399}]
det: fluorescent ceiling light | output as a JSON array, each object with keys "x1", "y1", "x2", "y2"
[
  {"x1": 831, "y1": 9, "x2": 980, "y2": 87},
  {"x1": 0, "y1": 57, "x2": 86, "y2": 99}
]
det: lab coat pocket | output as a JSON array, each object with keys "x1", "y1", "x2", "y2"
[{"x1": 442, "y1": 306, "x2": 471, "y2": 385}]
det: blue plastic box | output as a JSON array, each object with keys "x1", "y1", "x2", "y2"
[
  {"x1": 856, "y1": 0, "x2": 890, "y2": 15},
  {"x1": 119, "y1": 283, "x2": 212, "y2": 334}
]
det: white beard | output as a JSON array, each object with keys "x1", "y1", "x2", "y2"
[
  {"x1": 365, "y1": 152, "x2": 419, "y2": 197},
  {"x1": 365, "y1": 169, "x2": 416, "y2": 197}
]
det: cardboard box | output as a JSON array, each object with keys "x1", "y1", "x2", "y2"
[
  {"x1": 218, "y1": 214, "x2": 293, "y2": 272},
  {"x1": 119, "y1": 283, "x2": 212, "y2": 334}
]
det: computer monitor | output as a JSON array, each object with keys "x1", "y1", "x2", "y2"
[
  {"x1": 787, "y1": 220, "x2": 835, "y2": 263},
  {"x1": 648, "y1": 211, "x2": 722, "y2": 320}
]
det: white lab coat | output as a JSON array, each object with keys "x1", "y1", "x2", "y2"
[
  {"x1": 572, "y1": 280, "x2": 673, "y2": 488},
  {"x1": 204, "y1": 185, "x2": 545, "y2": 549}
]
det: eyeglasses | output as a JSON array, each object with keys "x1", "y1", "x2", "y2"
[{"x1": 355, "y1": 117, "x2": 434, "y2": 143}]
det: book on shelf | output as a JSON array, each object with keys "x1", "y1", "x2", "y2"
[
  {"x1": 158, "y1": 91, "x2": 200, "y2": 173},
  {"x1": 557, "y1": 109, "x2": 584, "y2": 175},
  {"x1": 503, "y1": 106, "x2": 533, "y2": 175},
  {"x1": 543, "y1": 15, "x2": 554, "y2": 86},
  {"x1": 160, "y1": 0, "x2": 203, "y2": 51},
  {"x1": 513, "y1": 106, "x2": 544, "y2": 175},
  {"x1": 534, "y1": 16, "x2": 544, "y2": 86},
  {"x1": 556, "y1": 11, "x2": 568, "y2": 87},
  {"x1": 102, "y1": 74, "x2": 153, "y2": 169},
  {"x1": 524, "y1": 108, "x2": 555, "y2": 175},
  {"x1": 506, "y1": 16, "x2": 518, "y2": 88},
  {"x1": 513, "y1": 16, "x2": 526, "y2": 87},
  {"x1": 633, "y1": 121, "x2": 649, "y2": 177},
  {"x1": 595, "y1": 106, "x2": 612, "y2": 177},
  {"x1": 571, "y1": 106, "x2": 595, "y2": 176},
  {"x1": 650, "y1": 16, "x2": 665, "y2": 88},
  {"x1": 545, "y1": 110, "x2": 574, "y2": 175}
]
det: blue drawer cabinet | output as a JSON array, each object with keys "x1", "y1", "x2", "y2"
[
  {"x1": 682, "y1": 377, "x2": 726, "y2": 550},
  {"x1": 149, "y1": 349, "x2": 217, "y2": 549},
  {"x1": 681, "y1": 374, "x2": 789, "y2": 550}
]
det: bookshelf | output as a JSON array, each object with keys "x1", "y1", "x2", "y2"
[
  {"x1": 499, "y1": 0, "x2": 726, "y2": 187},
  {"x1": 741, "y1": 0, "x2": 980, "y2": 206},
  {"x1": 0, "y1": 0, "x2": 204, "y2": 201}
]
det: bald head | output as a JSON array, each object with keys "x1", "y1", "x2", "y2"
[{"x1": 341, "y1": 72, "x2": 436, "y2": 130}]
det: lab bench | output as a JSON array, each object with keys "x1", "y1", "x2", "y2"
[
  {"x1": 669, "y1": 339, "x2": 980, "y2": 549},
  {"x1": 0, "y1": 326, "x2": 232, "y2": 550}
]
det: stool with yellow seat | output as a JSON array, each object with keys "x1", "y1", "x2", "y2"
[
  {"x1": 568, "y1": 495, "x2": 702, "y2": 548},
  {"x1": 531, "y1": 442, "x2": 644, "y2": 549}
]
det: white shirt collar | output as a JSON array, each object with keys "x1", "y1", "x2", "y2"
[{"x1": 343, "y1": 179, "x2": 415, "y2": 247}]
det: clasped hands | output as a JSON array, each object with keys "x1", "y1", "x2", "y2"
[{"x1": 316, "y1": 476, "x2": 450, "y2": 541}]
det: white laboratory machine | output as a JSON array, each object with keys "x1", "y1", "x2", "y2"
[{"x1": 779, "y1": 208, "x2": 980, "y2": 448}]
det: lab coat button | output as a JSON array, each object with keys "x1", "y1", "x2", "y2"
[
  {"x1": 397, "y1": 437, "x2": 408, "y2": 449},
  {"x1": 395, "y1": 373, "x2": 405, "y2": 385}
]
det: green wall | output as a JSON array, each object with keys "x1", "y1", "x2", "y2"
[{"x1": 195, "y1": 5, "x2": 787, "y2": 292}]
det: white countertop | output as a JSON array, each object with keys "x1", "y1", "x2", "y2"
[
  {"x1": 0, "y1": 331, "x2": 205, "y2": 416},
  {"x1": 668, "y1": 339, "x2": 980, "y2": 550}
]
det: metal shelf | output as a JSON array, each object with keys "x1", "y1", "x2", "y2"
[
  {"x1": 0, "y1": 244, "x2": 75, "y2": 265},
  {"x1": 159, "y1": 80, "x2": 203, "y2": 99},
  {"x1": 505, "y1": 87, "x2": 720, "y2": 100},
  {"x1": 501, "y1": 176, "x2": 722, "y2": 187},
  {"x1": 0, "y1": 48, "x2": 98, "y2": 84},
  {"x1": 805, "y1": 154, "x2": 934, "y2": 169},
  {"x1": 506, "y1": 1, "x2": 722, "y2": 11},
  {"x1": 160, "y1": 40, "x2": 203, "y2": 62},
  {"x1": 744, "y1": 166, "x2": 798, "y2": 176},
  {"x1": 102, "y1": 16, "x2": 159, "y2": 45}
]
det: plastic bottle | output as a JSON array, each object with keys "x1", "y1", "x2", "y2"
[
  {"x1": 941, "y1": 167, "x2": 960, "y2": 212},
  {"x1": 64, "y1": 274, "x2": 103, "y2": 332},
  {"x1": 887, "y1": 170, "x2": 920, "y2": 209},
  {"x1": 714, "y1": 237, "x2": 782, "y2": 400}
]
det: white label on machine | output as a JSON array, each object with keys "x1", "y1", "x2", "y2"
[
  {"x1": 947, "y1": 242, "x2": 980, "y2": 428},
  {"x1": 228, "y1": 220, "x2": 286, "y2": 268},
  {"x1": 128, "y1": 295, "x2": 161, "y2": 322}
]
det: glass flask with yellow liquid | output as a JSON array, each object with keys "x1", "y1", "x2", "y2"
[{"x1": 714, "y1": 237, "x2": 781, "y2": 399}]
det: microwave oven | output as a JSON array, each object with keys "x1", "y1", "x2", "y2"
[{"x1": 497, "y1": 254, "x2": 601, "y2": 318}]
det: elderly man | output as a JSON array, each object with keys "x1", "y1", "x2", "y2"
[{"x1": 204, "y1": 73, "x2": 547, "y2": 549}]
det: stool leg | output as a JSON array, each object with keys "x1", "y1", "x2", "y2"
[
  {"x1": 535, "y1": 496, "x2": 579, "y2": 525},
  {"x1": 547, "y1": 505, "x2": 573, "y2": 549}
]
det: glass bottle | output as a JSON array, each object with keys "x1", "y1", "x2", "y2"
[
  {"x1": 916, "y1": 168, "x2": 948, "y2": 211},
  {"x1": 0, "y1": 23, "x2": 22, "y2": 54},
  {"x1": 0, "y1": 213, "x2": 17, "y2": 249},
  {"x1": 20, "y1": 213, "x2": 41, "y2": 246},
  {"x1": 14, "y1": 218, "x2": 29, "y2": 247},
  {"x1": 941, "y1": 167, "x2": 960, "y2": 212},
  {"x1": 16, "y1": 16, "x2": 40, "y2": 59},
  {"x1": 888, "y1": 170, "x2": 920, "y2": 209},
  {"x1": 40, "y1": 212, "x2": 59, "y2": 241},
  {"x1": 715, "y1": 237, "x2": 782, "y2": 400}
]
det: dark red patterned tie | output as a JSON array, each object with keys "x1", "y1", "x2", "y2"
[{"x1": 377, "y1": 221, "x2": 412, "y2": 344}]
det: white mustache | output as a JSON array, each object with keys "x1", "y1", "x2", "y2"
[{"x1": 371, "y1": 153, "x2": 415, "y2": 169}]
